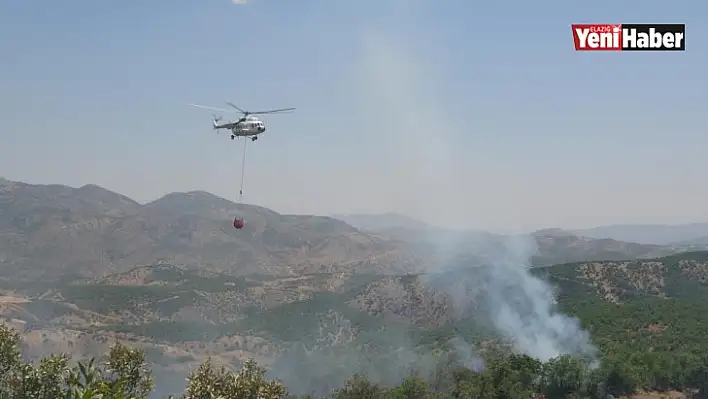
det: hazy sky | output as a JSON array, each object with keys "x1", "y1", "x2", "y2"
[{"x1": 1, "y1": 0, "x2": 706, "y2": 231}]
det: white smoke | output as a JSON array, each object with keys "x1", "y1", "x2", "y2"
[
  {"x1": 352, "y1": 27, "x2": 598, "y2": 363},
  {"x1": 481, "y1": 234, "x2": 597, "y2": 361},
  {"x1": 350, "y1": 29, "x2": 461, "y2": 226}
]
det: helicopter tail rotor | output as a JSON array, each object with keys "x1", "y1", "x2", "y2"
[{"x1": 212, "y1": 115, "x2": 222, "y2": 133}]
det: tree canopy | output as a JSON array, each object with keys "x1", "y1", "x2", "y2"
[{"x1": 3, "y1": 319, "x2": 708, "y2": 399}]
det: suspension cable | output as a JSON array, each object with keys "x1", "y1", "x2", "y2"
[{"x1": 238, "y1": 137, "x2": 247, "y2": 204}]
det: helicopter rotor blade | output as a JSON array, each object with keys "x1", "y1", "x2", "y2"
[
  {"x1": 249, "y1": 107, "x2": 296, "y2": 115},
  {"x1": 189, "y1": 103, "x2": 236, "y2": 113},
  {"x1": 225, "y1": 102, "x2": 248, "y2": 114}
]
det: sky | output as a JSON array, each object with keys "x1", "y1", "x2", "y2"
[{"x1": 1, "y1": 0, "x2": 706, "y2": 232}]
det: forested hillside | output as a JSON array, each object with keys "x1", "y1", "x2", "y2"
[{"x1": 5, "y1": 252, "x2": 708, "y2": 398}]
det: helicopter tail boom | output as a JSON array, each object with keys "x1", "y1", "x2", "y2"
[{"x1": 212, "y1": 116, "x2": 222, "y2": 129}]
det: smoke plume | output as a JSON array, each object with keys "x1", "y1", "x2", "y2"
[
  {"x1": 266, "y1": 25, "x2": 597, "y2": 396},
  {"x1": 349, "y1": 26, "x2": 597, "y2": 363}
]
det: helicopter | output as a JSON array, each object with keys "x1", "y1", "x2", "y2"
[{"x1": 189, "y1": 102, "x2": 295, "y2": 141}]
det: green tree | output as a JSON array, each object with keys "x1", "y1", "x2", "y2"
[
  {"x1": 103, "y1": 343, "x2": 153, "y2": 398},
  {"x1": 331, "y1": 374, "x2": 385, "y2": 399},
  {"x1": 603, "y1": 359, "x2": 640, "y2": 398},
  {"x1": 386, "y1": 376, "x2": 434, "y2": 399},
  {"x1": 539, "y1": 355, "x2": 589, "y2": 398},
  {"x1": 0, "y1": 324, "x2": 22, "y2": 396},
  {"x1": 0, "y1": 324, "x2": 152, "y2": 399},
  {"x1": 181, "y1": 358, "x2": 286, "y2": 399}
]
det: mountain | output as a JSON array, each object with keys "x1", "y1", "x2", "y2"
[
  {"x1": 335, "y1": 213, "x2": 708, "y2": 248},
  {"x1": 340, "y1": 216, "x2": 674, "y2": 269},
  {"x1": 673, "y1": 235, "x2": 708, "y2": 246},
  {"x1": 331, "y1": 214, "x2": 674, "y2": 266},
  {"x1": 571, "y1": 223, "x2": 708, "y2": 245},
  {"x1": 537, "y1": 251, "x2": 708, "y2": 303},
  {"x1": 2, "y1": 178, "x2": 679, "y2": 284},
  {"x1": 331, "y1": 212, "x2": 432, "y2": 231},
  {"x1": 0, "y1": 179, "x2": 424, "y2": 280},
  {"x1": 529, "y1": 229, "x2": 673, "y2": 266}
]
